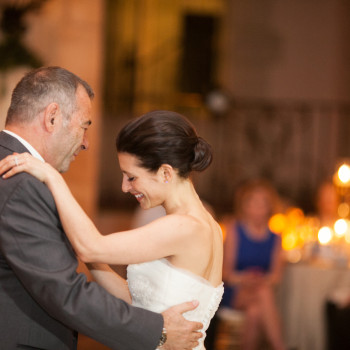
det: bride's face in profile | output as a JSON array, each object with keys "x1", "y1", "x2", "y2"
[{"x1": 118, "y1": 152, "x2": 166, "y2": 210}]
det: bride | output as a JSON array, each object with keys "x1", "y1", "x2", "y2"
[{"x1": 0, "y1": 110, "x2": 224, "y2": 350}]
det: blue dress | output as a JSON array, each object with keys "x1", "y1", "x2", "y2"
[{"x1": 221, "y1": 222, "x2": 278, "y2": 307}]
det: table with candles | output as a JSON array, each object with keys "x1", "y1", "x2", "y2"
[{"x1": 269, "y1": 160, "x2": 350, "y2": 350}]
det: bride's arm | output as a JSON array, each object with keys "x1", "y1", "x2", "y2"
[
  {"x1": 0, "y1": 153, "x2": 195, "y2": 265},
  {"x1": 86, "y1": 263, "x2": 131, "y2": 303}
]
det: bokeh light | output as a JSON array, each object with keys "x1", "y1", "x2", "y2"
[
  {"x1": 282, "y1": 230, "x2": 298, "y2": 251},
  {"x1": 338, "y1": 203, "x2": 350, "y2": 218},
  {"x1": 268, "y1": 213, "x2": 287, "y2": 234},
  {"x1": 334, "y1": 219, "x2": 348, "y2": 237},
  {"x1": 318, "y1": 226, "x2": 333, "y2": 245},
  {"x1": 338, "y1": 164, "x2": 350, "y2": 184}
]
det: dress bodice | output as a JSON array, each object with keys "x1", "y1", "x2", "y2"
[{"x1": 127, "y1": 259, "x2": 224, "y2": 350}]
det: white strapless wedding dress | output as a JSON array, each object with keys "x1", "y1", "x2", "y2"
[{"x1": 127, "y1": 258, "x2": 224, "y2": 350}]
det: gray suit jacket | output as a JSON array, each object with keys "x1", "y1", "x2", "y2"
[{"x1": 0, "y1": 131, "x2": 163, "y2": 350}]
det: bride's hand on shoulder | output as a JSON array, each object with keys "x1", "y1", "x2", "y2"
[{"x1": 0, "y1": 152, "x2": 55, "y2": 183}]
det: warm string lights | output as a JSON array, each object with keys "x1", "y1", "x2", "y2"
[
  {"x1": 264, "y1": 161, "x2": 350, "y2": 266},
  {"x1": 266, "y1": 209, "x2": 350, "y2": 265}
]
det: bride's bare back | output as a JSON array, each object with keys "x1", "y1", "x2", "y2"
[{"x1": 165, "y1": 207, "x2": 223, "y2": 288}]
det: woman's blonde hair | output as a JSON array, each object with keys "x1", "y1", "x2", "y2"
[{"x1": 234, "y1": 179, "x2": 280, "y2": 219}]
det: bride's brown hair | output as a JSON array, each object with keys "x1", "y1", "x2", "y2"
[{"x1": 116, "y1": 110, "x2": 212, "y2": 178}]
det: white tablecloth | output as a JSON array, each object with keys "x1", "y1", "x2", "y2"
[{"x1": 279, "y1": 262, "x2": 350, "y2": 350}]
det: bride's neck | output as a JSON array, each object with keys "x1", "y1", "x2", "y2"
[{"x1": 163, "y1": 179, "x2": 201, "y2": 215}]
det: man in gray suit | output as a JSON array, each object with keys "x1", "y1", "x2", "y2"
[{"x1": 0, "y1": 66, "x2": 202, "y2": 350}]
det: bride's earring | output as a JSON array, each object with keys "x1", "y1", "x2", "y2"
[{"x1": 162, "y1": 165, "x2": 172, "y2": 184}]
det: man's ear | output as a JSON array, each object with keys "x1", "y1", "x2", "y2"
[{"x1": 43, "y1": 103, "x2": 60, "y2": 132}]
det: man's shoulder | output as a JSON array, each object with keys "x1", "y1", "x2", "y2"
[
  {"x1": 0, "y1": 172, "x2": 53, "y2": 211},
  {"x1": 0, "y1": 131, "x2": 29, "y2": 154},
  {"x1": 0, "y1": 169, "x2": 45, "y2": 188}
]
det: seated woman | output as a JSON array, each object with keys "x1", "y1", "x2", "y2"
[{"x1": 221, "y1": 179, "x2": 286, "y2": 350}]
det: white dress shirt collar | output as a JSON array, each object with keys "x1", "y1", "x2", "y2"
[{"x1": 3, "y1": 130, "x2": 45, "y2": 162}]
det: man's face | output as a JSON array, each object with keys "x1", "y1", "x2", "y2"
[{"x1": 50, "y1": 85, "x2": 92, "y2": 172}]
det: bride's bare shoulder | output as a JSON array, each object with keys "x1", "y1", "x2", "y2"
[
  {"x1": 153, "y1": 212, "x2": 200, "y2": 226},
  {"x1": 148, "y1": 213, "x2": 205, "y2": 237}
]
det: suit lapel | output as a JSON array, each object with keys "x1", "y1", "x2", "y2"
[{"x1": 0, "y1": 131, "x2": 31, "y2": 154}]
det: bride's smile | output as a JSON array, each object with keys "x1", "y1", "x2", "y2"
[
  {"x1": 134, "y1": 193, "x2": 145, "y2": 202},
  {"x1": 118, "y1": 152, "x2": 169, "y2": 210}
]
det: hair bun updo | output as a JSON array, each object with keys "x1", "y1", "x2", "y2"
[
  {"x1": 116, "y1": 110, "x2": 213, "y2": 178},
  {"x1": 191, "y1": 136, "x2": 213, "y2": 173}
]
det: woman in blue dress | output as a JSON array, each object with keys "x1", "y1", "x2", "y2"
[{"x1": 222, "y1": 179, "x2": 286, "y2": 350}]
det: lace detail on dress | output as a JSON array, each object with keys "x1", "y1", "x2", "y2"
[
  {"x1": 128, "y1": 275, "x2": 152, "y2": 308},
  {"x1": 127, "y1": 259, "x2": 224, "y2": 350},
  {"x1": 202, "y1": 282, "x2": 224, "y2": 331}
]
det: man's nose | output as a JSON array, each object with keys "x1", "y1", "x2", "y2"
[{"x1": 81, "y1": 136, "x2": 89, "y2": 150}]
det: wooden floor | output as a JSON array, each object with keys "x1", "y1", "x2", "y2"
[{"x1": 78, "y1": 334, "x2": 111, "y2": 350}]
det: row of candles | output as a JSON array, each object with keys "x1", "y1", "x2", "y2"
[
  {"x1": 268, "y1": 208, "x2": 350, "y2": 265},
  {"x1": 267, "y1": 162, "x2": 350, "y2": 266}
]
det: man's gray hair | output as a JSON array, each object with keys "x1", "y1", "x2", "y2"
[{"x1": 5, "y1": 66, "x2": 94, "y2": 126}]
